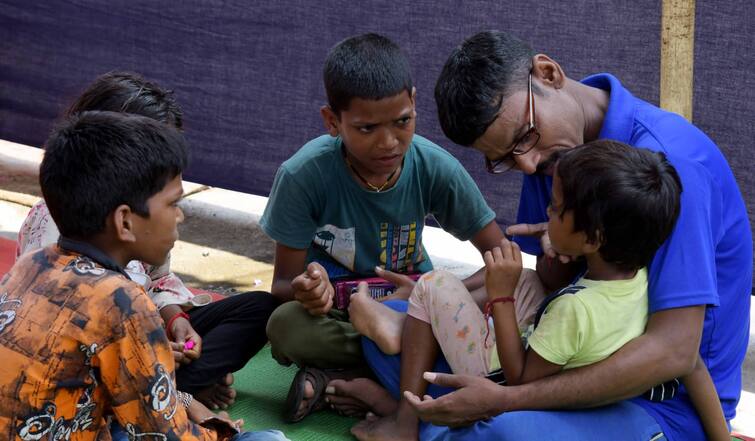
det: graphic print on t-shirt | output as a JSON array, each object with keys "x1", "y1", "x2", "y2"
[
  {"x1": 313, "y1": 224, "x2": 356, "y2": 270},
  {"x1": 380, "y1": 221, "x2": 419, "y2": 272}
]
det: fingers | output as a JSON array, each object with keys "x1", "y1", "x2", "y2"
[
  {"x1": 483, "y1": 249, "x2": 493, "y2": 268},
  {"x1": 499, "y1": 238, "x2": 521, "y2": 264},
  {"x1": 172, "y1": 348, "x2": 186, "y2": 365},
  {"x1": 511, "y1": 240, "x2": 522, "y2": 264},
  {"x1": 357, "y1": 281, "x2": 368, "y2": 296},
  {"x1": 293, "y1": 268, "x2": 334, "y2": 315},
  {"x1": 505, "y1": 222, "x2": 547, "y2": 237},
  {"x1": 291, "y1": 272, "x2": 322, "y2": 292},
  {"x1": 304, "y1": 289, "x2": 333, "y2": 316},
  {"x1": 375, "y1": 266, "x2": 413, "y2": 287},
  {"x1": 493, "y1": 244, "x2": 504, "y2": 262},
  {"x1": 422, "y1": 372, "x2": 464, "y2": 388},
  {"x1": 403, "y1": 390, "x2": 423, "y2": 407},
  {"x1": 306, "y1": 262, "x2": 328, "y2": 282}
]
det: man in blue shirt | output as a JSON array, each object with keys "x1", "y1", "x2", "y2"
[{"x1": 372, "y1": 31, "x2": 752, "y2": 441}]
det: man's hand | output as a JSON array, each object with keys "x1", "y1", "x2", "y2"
[
  {"x1": 404, "y1": 372, "x2": 505, "y2": 427},
  {"x1": 483, "y1": 238, "x2": 523, "y2": 301},
  {"x1": 170, "y1": 316, "x2": 202, "y2": 362},
  {"x1": 506, "y1": 223, "x2": 573, "y2": 264},
  {"x1": 291, "y1": 262, "x2": 334, "y2": 316},
  {"x1": 374, "y1": 266, "x2": 416, "y2": 302}
]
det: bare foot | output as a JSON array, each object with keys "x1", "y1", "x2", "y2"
[
  {"x1": 194, "y1": 373, "x2": 237, "y2": 410},
  {"x1": 351, "y1": 413, "x2": 418, "y2": 441},
  {"x1": 349, "y1": 286, "x2": 405, "y2": 354},
  {"x1": 326, "y1": 378, "x2": 398, "y2": 417}
]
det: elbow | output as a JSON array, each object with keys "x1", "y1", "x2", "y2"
[
  {"x1": 672, "y1": 350, "x2": 699, "y2": 378},
  {"x1": 661, "y1": 340, "x2": 699, "y2": 378}
]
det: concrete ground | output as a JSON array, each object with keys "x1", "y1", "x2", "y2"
[{"x1": 1, "y1": 147, "x2": 753, "y2": 434}]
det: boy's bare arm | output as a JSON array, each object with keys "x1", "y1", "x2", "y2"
[
  {"x1": 682, "y1": 354, "x2": 730, "y2": 441},
  {"x1": 271, "y1": 243, "x2": 309, "y2": 302},
  {"x1": 465, "y1": 221, "x2": 506, "y2": 291},
  {"x1": 272, "y1": 243, "x2": 334, "y2": 315}
]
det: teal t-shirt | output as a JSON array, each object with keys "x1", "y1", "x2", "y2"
[{"x1": 260, "y1": 134, "x2": 495, "y2": 278}]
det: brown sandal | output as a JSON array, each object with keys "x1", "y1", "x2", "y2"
[{"x1": 283, "y1": 367, "x2": 331, "y2": 423}]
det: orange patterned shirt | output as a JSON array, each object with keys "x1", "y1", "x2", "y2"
[{"x1": 0, "y1": 245, "x2": 217, "y2": 441}]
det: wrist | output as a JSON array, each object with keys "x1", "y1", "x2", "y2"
[
  {"x1": 489, "y1": 383, "x2": 521, "y2": 414},
  {"x1": 484, "y1": 296, "x2": 515, "y2": 312},
  {"x1": 166, "y1": 312, "x2": 190, "y2": 340}
]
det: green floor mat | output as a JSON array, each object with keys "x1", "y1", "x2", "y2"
[{"x1": 227, "y1": 345, "x2": 357, "y2": 441}]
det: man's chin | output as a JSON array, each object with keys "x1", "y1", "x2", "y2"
[{"x1": 535, "y1": 151, "x2": 565, "y2": 176}]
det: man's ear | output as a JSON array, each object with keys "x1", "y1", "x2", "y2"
[
  {"x1": 112, "y1": 204, "x2": 137, "y2": 243},
  {"x1": 320, "y1": 105, "x2": 340, "y2": 137},
  {"x1": 531, "y1": 53, "x2": 567, "y2": 90}
]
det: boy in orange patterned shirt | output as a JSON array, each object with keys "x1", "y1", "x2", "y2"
[{"x1": 0, "y1": 112, "x2": 287, "y2": 441}]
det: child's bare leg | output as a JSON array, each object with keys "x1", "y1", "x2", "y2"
[
  {"x1": 351, "y1": 315, "x2": 437, "y2": 441},
  {"x1": 353, "y1": 271, "x2": 490, "y2": 441},
  {"x1": 349, "y1": 286, "x2": 406, "y2": 355}
]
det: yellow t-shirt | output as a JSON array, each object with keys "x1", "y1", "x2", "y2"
[
  {"x1": 527, "y1": 268, "x2": 649, "y2": 369},
  {"x1": 489, "y1": 268, "x2": 649, "y2": 372}
]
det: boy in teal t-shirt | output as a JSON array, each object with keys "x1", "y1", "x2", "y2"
[{"x1": 260, "y1": 34, "x2": 514, "y2": 422}]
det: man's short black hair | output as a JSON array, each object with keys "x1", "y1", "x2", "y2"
[
  {"x1": 324, "y1": 33, "x2": 413, "y2": 115},
  {"x1": 40, "y1": 111, "x2": 188, "y2": 239},
  {"x1": 556, "y1": 140, "x2": 682, "y2": 271},
  {"x1": 67, "y1": 71, "x2": 183, "y2": 129},
  {"x1": 435, "y1": 31, "x2": 535, "y2": 146}
]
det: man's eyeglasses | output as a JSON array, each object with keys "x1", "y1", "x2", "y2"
[{"x1": 485, "y1": 72, "x2": 541, "y2": 174}]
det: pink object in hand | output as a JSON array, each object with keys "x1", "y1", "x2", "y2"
[{"x1": 184, "y1": 340, "x2": 195, "y2": 350}]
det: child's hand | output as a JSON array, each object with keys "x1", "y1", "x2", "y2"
[
  {"x1": 483, "y1": 238, "x2": 523, "y2": 300},
  {"x1": 170, "y1": 317, "x2": 203, "y2": 362},
  {"x1": 506, "y1": 223, "x2": 574, "y2": 264},
  {"x1": 292, "y1": 262, "x2": 334, "y2": 316},
  {"x1": 374, "y1": 266, "x2": 416, "y2": 302}
]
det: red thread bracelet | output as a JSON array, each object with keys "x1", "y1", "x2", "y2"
[
  {"x1": 483, "y1": 296, "x2": 515, "y2": 348},
  {"x1": 166, "y1": 312, "x2": 190, "y2": 340}
]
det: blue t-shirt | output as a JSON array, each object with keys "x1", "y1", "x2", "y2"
[
  {"x1": 260, "y1": 134, "x2": 496, "y2": 278},
  {"x1": 516, "y1": 74, "x2": 752, "y2": 441}
]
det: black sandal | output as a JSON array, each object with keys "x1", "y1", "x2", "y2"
[{"x1": 283, "y1": 367, "x2": 331, "y2": 423}]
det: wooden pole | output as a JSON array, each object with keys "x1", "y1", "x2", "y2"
[{"x1": 660, "y1": 0, "x2": 696, "y2": 121}]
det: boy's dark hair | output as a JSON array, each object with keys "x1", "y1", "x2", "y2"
[
  {"x1": 324, "y1": 33, "x2": 413, "y2": 115},
  {"x1": 435, "y1": 31, "x2": 535, "y2": 146},
  {"x1": 40, "y1": 111, "x2": 188, "y2": 239},
  {"x1": 556, "y1": 140, "x2": 682, "y2": 271},
  {"x1": 67, "y1": 71, "x2": 183, "y2": 129}
]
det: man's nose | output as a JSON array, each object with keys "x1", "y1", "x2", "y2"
[{"x1": 515, "y1": 150, "x2": 539, "y2": 175}]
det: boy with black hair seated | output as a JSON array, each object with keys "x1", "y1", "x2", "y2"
[
  {"x1": 15, "y1": 71, "x2": 279, "y2": 411},
  {"x1": 353, "y1": 140, "x2": 728, "y2": 441},
  {"x1": 0, "y1": 111, "x2": 288, "y2": 441},
  {"x1": 261, "y1": 33, "x2": 547, "y2": 422}
]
